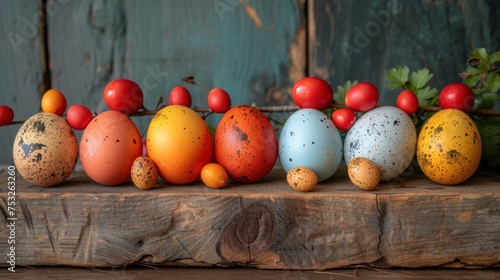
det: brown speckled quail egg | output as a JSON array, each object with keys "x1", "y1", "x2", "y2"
[
  {"x1": 348, "y1": 157, "x2": 380, "y2": 191},
  {"x1": 286, "y1": 167, "x2": 318, "y2": 192},
  {"x1": 13, "y1": 112, "x2": 78, "y2": 186},
  {"x1": 131, "y1": 156, "x2": 158, "y2": 190},
  {"x1": 344, "y1": 106, "x2": 416, "y2": 181}
]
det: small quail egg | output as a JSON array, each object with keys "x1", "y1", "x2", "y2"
[
  {"x1": 348, "y1": 157, "x2": 380, "y2": 191},
  {"x1": 286, "y1": 167, "x2": 318, "y2": 192},
  {"x1": 131, "y1": 156, "x2": 158, "y2": 190}
]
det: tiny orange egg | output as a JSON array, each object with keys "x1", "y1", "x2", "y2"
[{"x1": 201, "y1": 163, "x2": 229, "y2": 189}]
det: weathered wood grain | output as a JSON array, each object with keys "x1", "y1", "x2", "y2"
[
  {"x1": 3, "y1": 266, "x2": 500, "y2": 280},
  {"x1": 47, "y1": 0, "x2": 305, "y2": 132},
  {"x1": 4, "y1": 266, "x2": 500, "y2": 280},
  {"x1": 0, "y1": 167, "x2": 498, "y2": 269},
  {"x1": 0, "y1": 0, "x2": 45, "y2": 165},
  {"x1": 309, "y1": 0, "x2": 500, "y2": 105}
]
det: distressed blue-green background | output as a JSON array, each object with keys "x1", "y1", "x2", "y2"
[{"x1": 1, "y1": 0, "x2": 499, "y2": 164}]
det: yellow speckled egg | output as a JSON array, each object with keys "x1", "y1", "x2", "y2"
[
  {"x1": 131, "y1": 156, "x2": 158, "y2": 190},
  {"x1": 286, "y1": 167, "x2": 318, "y2": 192},
  {"x1": 348, "y1": 157, "x2": 380, "y2": 191},
  {"x1": 417, "y1": 109, "x2": 481, "y2": 185},
  {"x1": 13, "y1": 112, "x2": 78, "y2": 186}
]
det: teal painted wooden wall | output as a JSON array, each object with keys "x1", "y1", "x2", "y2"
[{"x1": 1, "y1": 0, "x2": 498, "y2": 164}]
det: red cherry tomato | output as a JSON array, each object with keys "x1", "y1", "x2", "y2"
[
  {"x1": 104, "y1": 78, "x2": 144, "y2": 115},
  {"x1": 208, "y1": 88, "x2": 231, "y2": 113},
  {"x1": 0, "y1": 105, "x2": 14, "y2": 126},
  {"x1": 169, "y1": 86, "x2": 192, "y2": 107},
  {"x1": 345, "y1": 82, "x2": 379, "y2": 112},
  {"x1": 396, "y1": 90, "x2": 419, "y2": 115},
  {"x1": 66, "y1": 104, "x2": 93, "y2": 130},
  {"x1": 439, "y1": 83, "x2": 474, "y2": 113},
  {"x1": 331, "y1": 108, "x2": 356, "y2": 131},
  {"x1": 201, "y1": 163, "x2": 229, "y2": 189},
  {"x1": 292, "y1": 77, "x2": 333, "y2": 110}
]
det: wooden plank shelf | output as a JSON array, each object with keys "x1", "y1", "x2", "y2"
[{"x1": 1, "y1": 166, "x2": 499, "y2": 270}]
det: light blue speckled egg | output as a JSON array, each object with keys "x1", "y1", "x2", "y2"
[
  {"x1": 279, "y1": 109, "x2": 343, "y2": 182},
  {"x1": 344, "y1": 106, "x2": 416, "y2": 181}
]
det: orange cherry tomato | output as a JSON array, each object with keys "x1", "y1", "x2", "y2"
[
  {"x1": 201, "y1": 163, "x2": 229, "y2": 189},
  {"x1": 41, "y1": 89, "x2": 67, "y2": 116}
]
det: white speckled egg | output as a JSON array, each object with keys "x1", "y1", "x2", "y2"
[
  {"x1": 344, "y1": 106, "x2": 416, "y2": 181},
  {"x1": 13, "y1": 112, "x2": 78, "y2": 186},
  {"x1": 279, "y1": 109, "x2": 343, "y2": 182}
]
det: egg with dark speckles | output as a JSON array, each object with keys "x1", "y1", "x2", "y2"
[
  {"x1": 80, "y1": 110, "x2": 142, "y2": 185},
  {"x1": 147, "y1": 105, "x2": 213, "y2": 184},
  {"x1": 348, "y1": 157, "x2": 380, "y2": 191},
  {"x1": 279, "y1": 109, "x2": 343, "y2": 182},
  {"x1": 131, "y1": 156, "x2": 158, "y2": 190},
  {"x1": 344, "y1": 106, "x2": 416, "y2": 181},
  {"x1": 214, "y1": 105, "x2": 278, "y2": 183},
  {"x1": 286, "y1": 167, "x2": 318, "y2": 192},
  {"x1": 417, "y1": 109, "x2": 481, "y2": 185},
  {"x1": 13, "y1": 112, "x2": 78, "y2": 187}
]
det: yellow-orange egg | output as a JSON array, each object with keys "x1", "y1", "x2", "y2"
[
  {"x1": 13, "y1": 112, "x2": 78, "y2": 186},
  {"x1": 147, "y1": 105, "x2": 212, "y2": 184},
  {"x1": 214, "y1": 105, "x2": 278, "y2": 183},
  {"x1": 417, "y1": 109, "x2": 481, "y2": 185},
  {"x1": 286, "y1": 167, "x2": 318, "y2": 192},
  {"x1": 201, "y1": 163, "x2": 229, "y2": 189},
  {"x1": 131, "y1": 156, "x2": 158, "y2": 190},
  {"x1": 80, "y1": 110, "x2": 142, "y2": 185},
  {"x1": 348, "y1": 157, "x2": 380, "y2": 191}
]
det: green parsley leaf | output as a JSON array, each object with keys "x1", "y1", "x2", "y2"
[
  {"x1": 489, "y1": 51, "x2": 500, "y2": 64},
  {"x1": 335, "y1": 80, "x2": 357, "y2": 106},
  {"x1": 415, "y1": 86, "x2": 438, "y2": 106},
  {"x1": 409, "y1": 68, "x2": 433, "y2": 89},
  {"x1": 475, "y1": 93, "x2": 500, "y2": 109},
  {"x1": 476, "y1": 117, "x2": 500, "y2": 168},
  {"x1": 469, "y1": 48, "x2": 489, "y2": 64},
  {"x1": 485, "y1": 72, "x2": 500, "y2": 94},
  {"x1": 385, "y1": 66, "x2": 409, "y2": 90}
]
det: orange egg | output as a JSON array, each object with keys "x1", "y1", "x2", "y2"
[
  {"x1": 146, "y1": 105, "x2": 212, "y2": 184},
  {"x1": 214, "y1": 105, "x2": 278, "y2": 183},
  {"x1": 80, "y1": 110, "x2": 142, "y2": 185},
  {"x1": 201, "y1": 163, "x2": 229, "y2": 189}
]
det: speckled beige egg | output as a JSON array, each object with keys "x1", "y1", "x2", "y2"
[
  {"x1": 417, "y1": 109, "x2": 481, "y2": 185},
  {"x1": 348, "y1": 157, "x2": 380, "y2": 191},
  {"x1": 286, "y1": 167, "x2": 318, "y2": 192},
  {"x1": 13, "y1": 112, "x2": 78, "y2": 187},
  {"x1": 131, "y1": 156, "x2": 158, "y2": 190}
]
